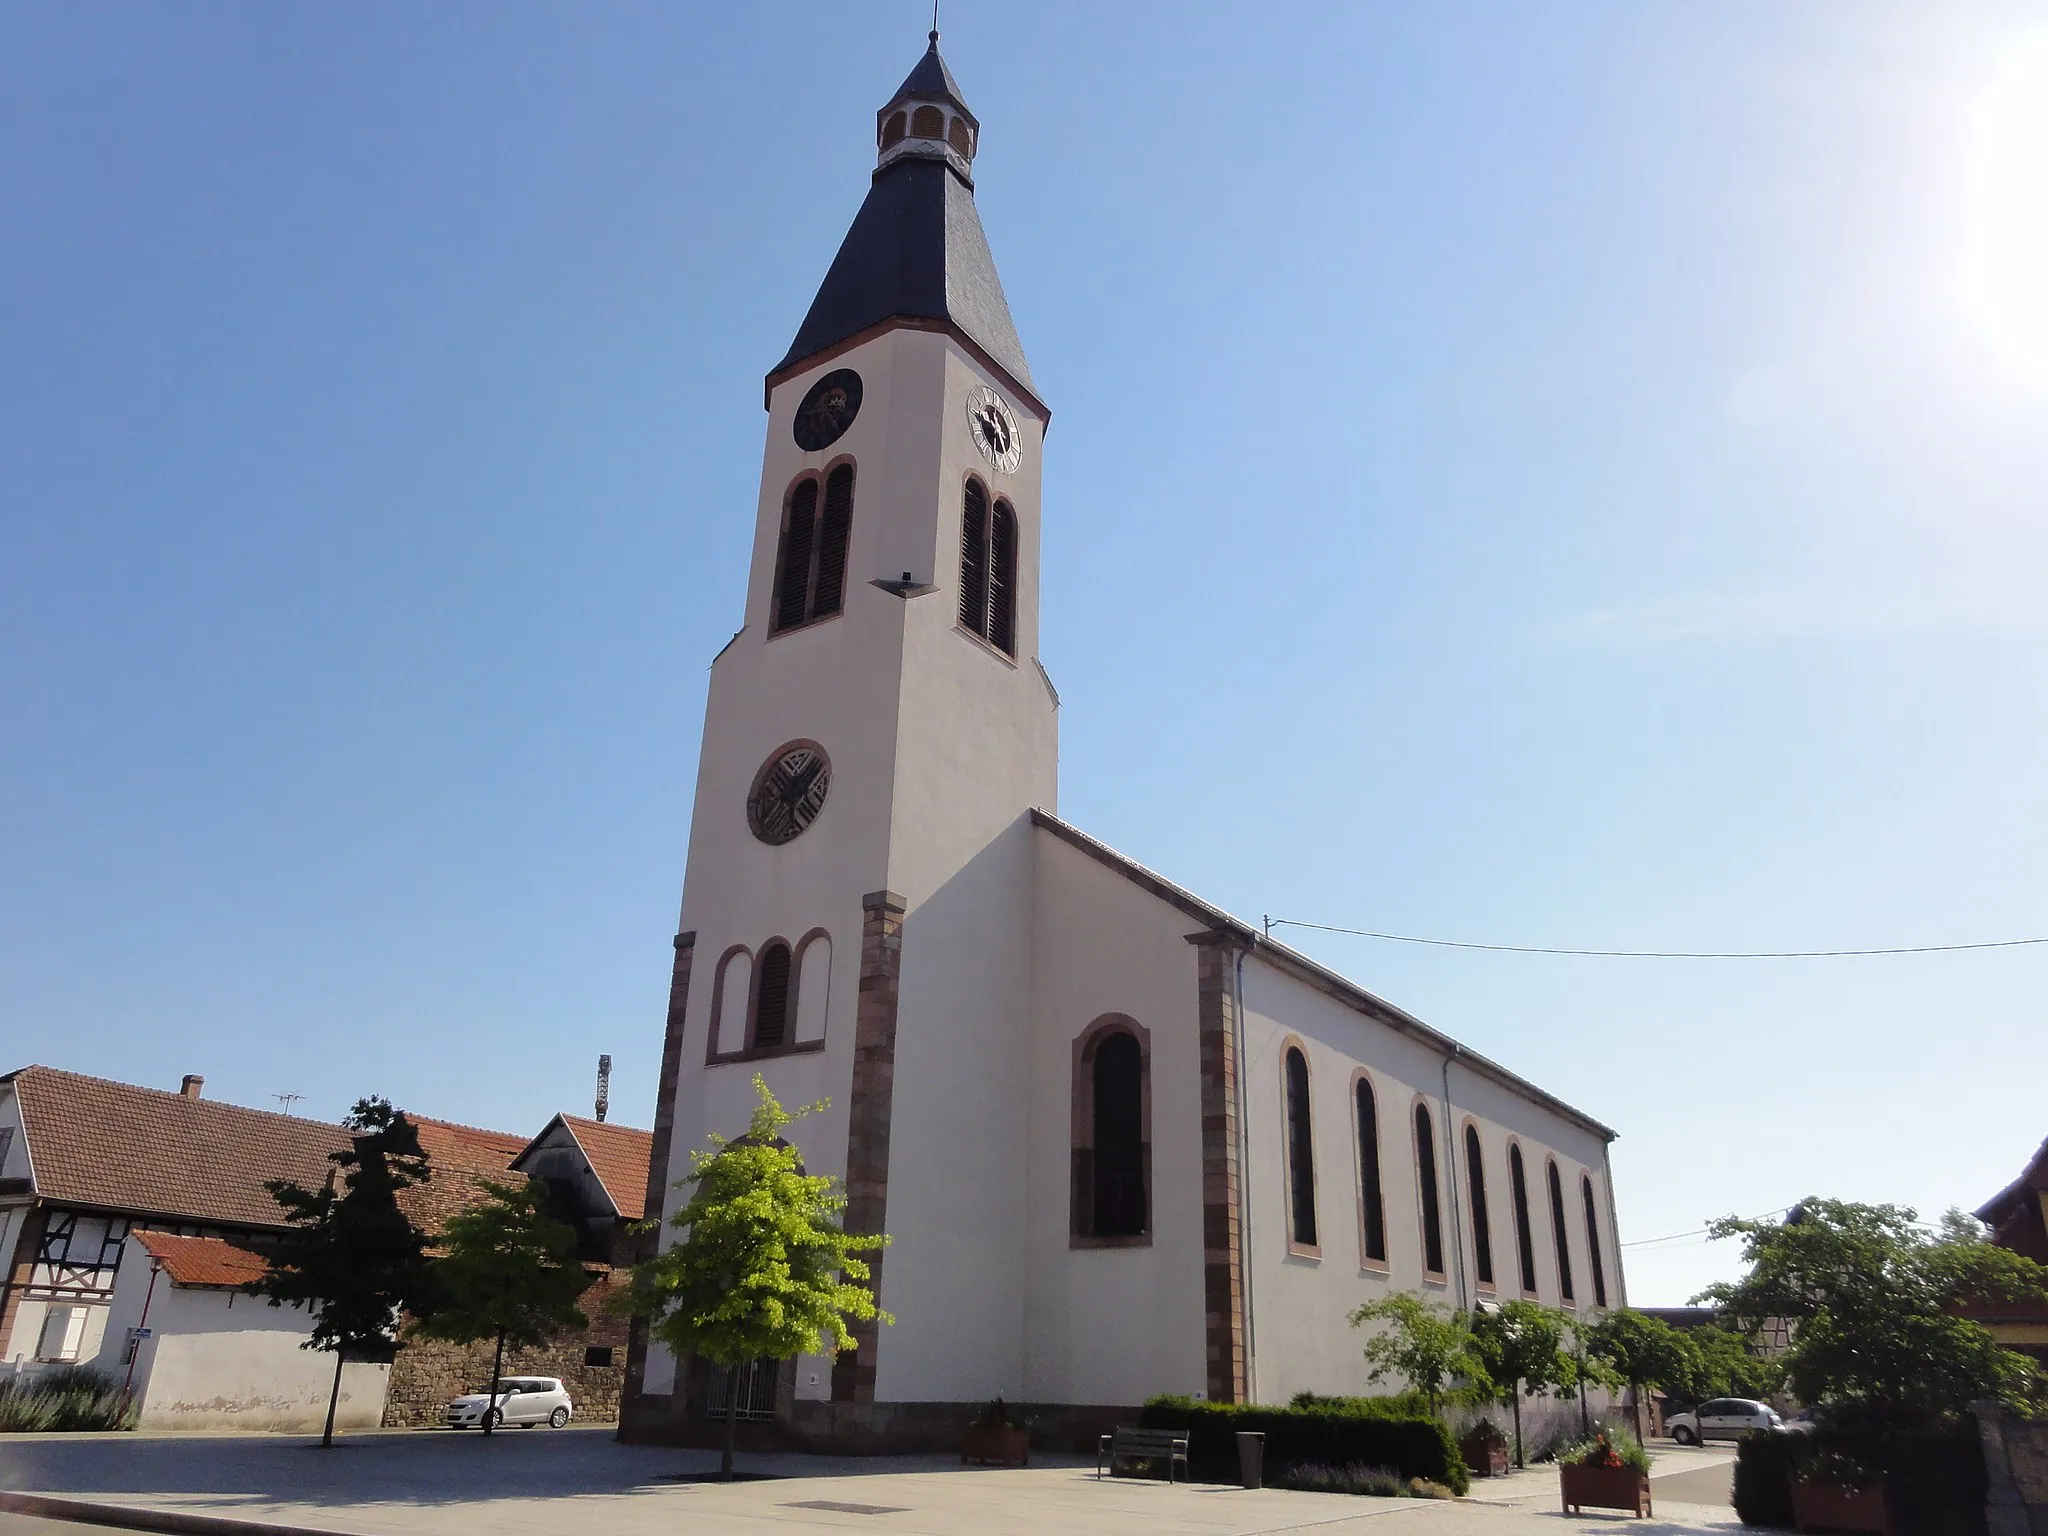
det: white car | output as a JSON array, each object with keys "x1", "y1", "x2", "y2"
[
  {"x1": 444, "y1": 1376, "x2": 574, "y2": 1430},
  {"x1": 1666, "y1": 1397, "x2": 1781, "y2": 1444}
]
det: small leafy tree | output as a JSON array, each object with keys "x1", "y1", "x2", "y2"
[
  {"x1": 617, "y1": 1076, "x2": 888, "y2": 1479},
  {"x1": 249, "y1": 1098, "x2": 437, "y2": 1447},
  {"x1": 1347, "y1": 1294, "x2": 1484, "y2": 1419},
  {"x1": 1685, "y1": 1321, "x2": 1778, "y2": 1401},
  {"x1": 1589, "y1": 1308, "x2": 1699, "y2": 1429},
  {"x1": 1470, "y1": 1300, "x2": 1574, "y2": 1467},
  {"x1": 1698, "y1": 1199, "x2": 2048, "y2": 1433},
  {"x1": 410, "y1": 1178, "x2": 592, "y2": 1437}
]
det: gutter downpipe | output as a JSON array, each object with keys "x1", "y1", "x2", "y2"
[
  {"x1": 1233, "y1": 945, "x2": 1258, "y2": 1404},
  {"x1": 121, "y1": 1257, "x2": 164, "y2": 1406},
  {"x1": 1441, "y1": 1048, "x2": 1470, "y2": 1311}
]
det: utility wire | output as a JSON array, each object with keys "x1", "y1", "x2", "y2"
[
  {"x1": 1261, "y1": 917, "x2": 2048, "y2": 961},
  {"x1": 1620, "y1": 1206, "x2": 1792, "y2": 1250}
]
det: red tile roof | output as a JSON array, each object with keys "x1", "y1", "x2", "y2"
[
  {"x1": 133, "y1": 1230, "x2": 272, "y2": 1289},
  {"x1": 3, "y1": 1065, "x2": 349, "y2": 1229},
  {"x1": 401, "y1": 1118, "x2": 531, "y2": 1234},
  {"x1": 557, "y1": 1115, "x2": 654, "y2": 1220}
]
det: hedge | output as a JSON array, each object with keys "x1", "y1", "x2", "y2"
[
  {"x1": 1139, "y1": 1396, "x2": 1469, "y2": 1495},
  {"x1": 1733, "y1": 1424, "x2": 1987, "y2": 1536}
]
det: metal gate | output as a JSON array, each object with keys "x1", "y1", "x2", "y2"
[{"x1": 703, "y1": 1358, "x2": 778, "y2": 1423}]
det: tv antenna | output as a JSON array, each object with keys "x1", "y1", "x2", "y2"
[{"x1": 273, "y1": 1092, "x2": 306, "y2": 1114}]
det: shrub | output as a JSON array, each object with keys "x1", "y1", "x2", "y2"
[
  {"x1": 1733, "y1": 1420, "x2": 1987, "y2": 1536},
  {"x1": 1141, "y1": 1395, "x2": 1469, "y2": 1495},
  {"x1": 1408, "y1": 1478, "x2": 1457, "y2": 1499},
  {"x1": 0, "y1": 1366, "x2": 137, "y2": 1433},
  {"x1": 1558, "y1": 1426, "x2": 1651, "y2": 1475},
  {"x1": 1732, "y1": 1431, "x2": 1801, "y2": 1528},
  {"x1": 1280, "y1": 1461, "x2": 1406, "y2": 1496}
]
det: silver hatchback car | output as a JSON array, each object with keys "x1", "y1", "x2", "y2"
[{"x1": 445, "y1": 1376, "x2": 574, "y2": 1430}]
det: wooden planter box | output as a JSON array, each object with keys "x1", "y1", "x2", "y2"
[
  {"x1": 961, "y1": 1423, "x2": 1029, "y2": 1467},
  {"x1": 1792, "y1": 1478, "x2": 1889, "y2": 1535},
  {"x1": 1461, "y1": 1436, "x2": 1510, "y2": 1478},
  {"x1": 1560, "y1": 1463, "x2": 1652, "y2": 1517}
]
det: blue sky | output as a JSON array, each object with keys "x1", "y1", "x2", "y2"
[{"x1": 4, "y1": 3, "x2": 2044, "y2": 1305}]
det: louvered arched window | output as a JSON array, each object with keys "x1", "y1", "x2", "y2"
[
  {"x1": 771, "y1": 464, "x2": 854, "y2": 634},
  {"x1": 751, "y1": 941, "x2": 792, "y2": 1051},
  {"x1": 1465, "y1": 1124, "x2": 1495, "y2": 1288},
  {"x1": 1414, "y1": 1103, "x2": 1446, "y2": 1277},
  {"x1": 957, "y1": 479, "x2": 1018, "y2": 657},
  {"x1": 1283, "y1": 1047, "x2": 1316, "y2": 1249},
  {"x1": 911, "y1": 104, "x2": 945, "y2": 140},
  {"x1": 881, "y1": 111, "x2": 907, "y2": 150},
  {"x1": 1582, "y1": 1174, "x2": 1609, "y2": 1307},
  {"x1": 1548, "y1": 1160, "x2": 1576, "y2": 1304},
  {"x1": 947, "y1": 117, "x2": 974, "y2": 157},
  {"x1": 1354, "y1": 1076, "x2": 1387, "y2": 1265},
  {"x1": 1509, "y1": 1143, "x2": 1538, "y2": 1294}
]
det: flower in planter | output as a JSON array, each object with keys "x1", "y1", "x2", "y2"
[{"x1": 1559, "y1": 1427, "x2": 1651, "y2": 1475}]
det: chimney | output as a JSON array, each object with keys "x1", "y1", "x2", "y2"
[
  {"x1": 595, "y1": 1055, "x2": 611, "y2": 1123},
  {"x1": 180, "y1": 1074, "x2": 204, "y2": 1099}
]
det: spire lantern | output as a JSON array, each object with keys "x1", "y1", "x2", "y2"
[{"x1": 876, "y1": 33, "x2": 978, "y2": 182}]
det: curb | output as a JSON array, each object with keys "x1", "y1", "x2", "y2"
[{"x1": 0, "y1": 1491, "x2": 356, "y2": 1536}]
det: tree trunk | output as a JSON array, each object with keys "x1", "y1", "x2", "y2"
[
  {"x1": 1511, "y1": 1388, "x2": 1524, "y2": 1468},
  {"x1": 484, "y1": 1326, "x2": 506, "y2": 1438},
  {"x1": 1579, "y1": 1373, "x2": 1591, "y2": 1434},
  {"x1": 722, "y1": 1369, "x2": 740, "y2": 1480},
  {"x1": 321, "y1": 1350, "x2": 345, "y2": 1449}
]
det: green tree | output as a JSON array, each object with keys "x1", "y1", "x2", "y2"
[
  {"x1": 1470, "y1": 1300, "x2": 1574, "y2": 1467},
  {"x1": 410, "y1": 1178, "x2": 593, "y2": 1437},
  {"x1": 1347, "y1": 1294, "x2": 1484, "y2": 1419},
  {"x1": 1589, "y1": 1308, "x2": 1700, "y2": 1428},
  {"x1": 1684, "y1": 1321, "x2": 1777, "y2": 1401},
  {"x1": 248, "y1": 1098, "x2": 438, "y2": 1447},
  {"x1": 617, "y1": 1076, "x2": 888, "y2": 1479},
  {"x1": 1699, "y1": 1199, "x2": 2048, "y2": 1433}
]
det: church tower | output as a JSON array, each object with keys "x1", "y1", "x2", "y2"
[{"x1": 628, "y1": 32, "x2": 1058, "y2": 1438}]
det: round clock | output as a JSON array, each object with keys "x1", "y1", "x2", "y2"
[
  {"x1": 748, "y1": 742, "x2": 831, "y2": 846},
  {"x1": 965, "y1": 385, "x2": 1021, "y2": 474},
  {"x1": 792, "y1": 369, "x2": 863, "y2": 452}
]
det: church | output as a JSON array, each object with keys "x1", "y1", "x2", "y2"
[{"x1": 619, "y1": 33, "x2": 1625, "y2": 1453}]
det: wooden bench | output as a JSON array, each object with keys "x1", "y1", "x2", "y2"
[{"x1": 1096, "y1": 1425, "x2": 1191, "y2": 1483}]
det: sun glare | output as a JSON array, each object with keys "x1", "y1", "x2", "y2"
[{"x1": 1962, "y1": 35, "x2": 2048, "y2": 385}]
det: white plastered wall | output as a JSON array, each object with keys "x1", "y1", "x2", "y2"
[
  {"x1": 1019, "y1": 829, "x2": 1208, "y2": 1407},
  {"x1": 1234, "y1": 955, "x2": 1620, "y2": 1404},
  {"x1": 94, "y1": 1237, "x2": 389, "y2": 1431}
]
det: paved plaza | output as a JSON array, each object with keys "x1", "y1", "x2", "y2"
[{"x1": 0, "y1": 1428, "x2": 1744, "y2": 1536}]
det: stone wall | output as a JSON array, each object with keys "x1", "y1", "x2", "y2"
[
  {"x1": 1978, "y1": 1402, "x2": 2048, "y2": 1536},
  {"x1": 383, "y1": 1275, "x2": 634, "y2": 1427}
]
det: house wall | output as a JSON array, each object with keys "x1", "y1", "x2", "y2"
[
  {"x1": 95, "y1": 1239, "x2": 389, "y2": 1432},
  {"x1": 1020, "y1": 828, "x2": 1208, "y2": 1409},
  {"x1": 1235, "y1": 952, "x2": 1622, "y2": 1404}
]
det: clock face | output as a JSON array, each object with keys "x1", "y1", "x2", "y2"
[
  {"x1": 792, "y1": 369, "x2": 863, "y2": 452},
  {"x1": 965, "y1": 385, "x2": 1021, "y2": 474},
  {"x1": 748, "y1": 743, "x2": 831, "y2": 846}
]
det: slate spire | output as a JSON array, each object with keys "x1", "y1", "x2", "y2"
[{"x1": 768, "y1": 33, "x2": 1037, "y2": 409}]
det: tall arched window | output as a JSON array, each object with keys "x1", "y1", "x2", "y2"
[
  {"x1": 1547, "y1": 1159, "x2": 1576, "y2": 1304},
  {"x1": 1092, "y1": 1032, "x2": 1146, "y2": 1236},
  {"x1": 751, "y1": 941, "x2": 792, "y2": 1051},
  {"x1": 1414, "y1": 1103, "x2": 1445, "y2": 1277},
  {"x1": 1582, "y1": 1175, "x2": 1609, "y2": 1307},
  {"x1": 1465, "y1": 1124, "x2": 1495, "y2": 1289},
  {"x1": 771, "y1": 465, "x2": 854, "y2": 634},
  {"x1": 1283, "y1": 1047, "x2": 1317, "y2": 1249},
  {"x1": 1355, "y1": 1076, "x2": 1387, "y2": 1265},
  {"x1": 957, "y1": 479, "x2": 1018, "y2": 657},
  {"x1": 1509, "y1": 1144, "x2": 1538, "y2": 1294},
  {"x1": 1071, "y1": 1018, "x2": 1151, "y2": 1245}
]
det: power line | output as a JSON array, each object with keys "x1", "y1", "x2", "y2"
[
  {"x1": 1261, "y1": 917, "x2": 2048, "y2": 961},
  {"x1": 1620, "y1": 1207, "x2": 1791, "y2": 1250}
]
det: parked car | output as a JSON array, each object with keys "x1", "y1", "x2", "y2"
[
  {"x1": 444, "y1": 1376, "x2": 574, "y2": 1430},
  {"x1": 1666, "y1": 1398, "x2": 1781, "y2": 1444}
]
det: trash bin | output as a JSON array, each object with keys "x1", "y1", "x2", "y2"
[{"x1": 1235, "y1": 1430, "x2": 1264, "y2": 1490}]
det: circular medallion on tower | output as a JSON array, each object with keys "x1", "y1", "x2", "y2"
[
  {"x1": 747, "y1": 741, "x2": 831, "y2": 846},
  {"x1": 965, "y1": 384, "x2": 1021, "y2": 474},
  {"x1": 792, "y1": 369, "x2": 863, "y2": 452}
]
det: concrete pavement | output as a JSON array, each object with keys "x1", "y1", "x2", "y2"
[{"x1": 0, "y1": 1427, "x2": 1747, "y2": 1536}]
